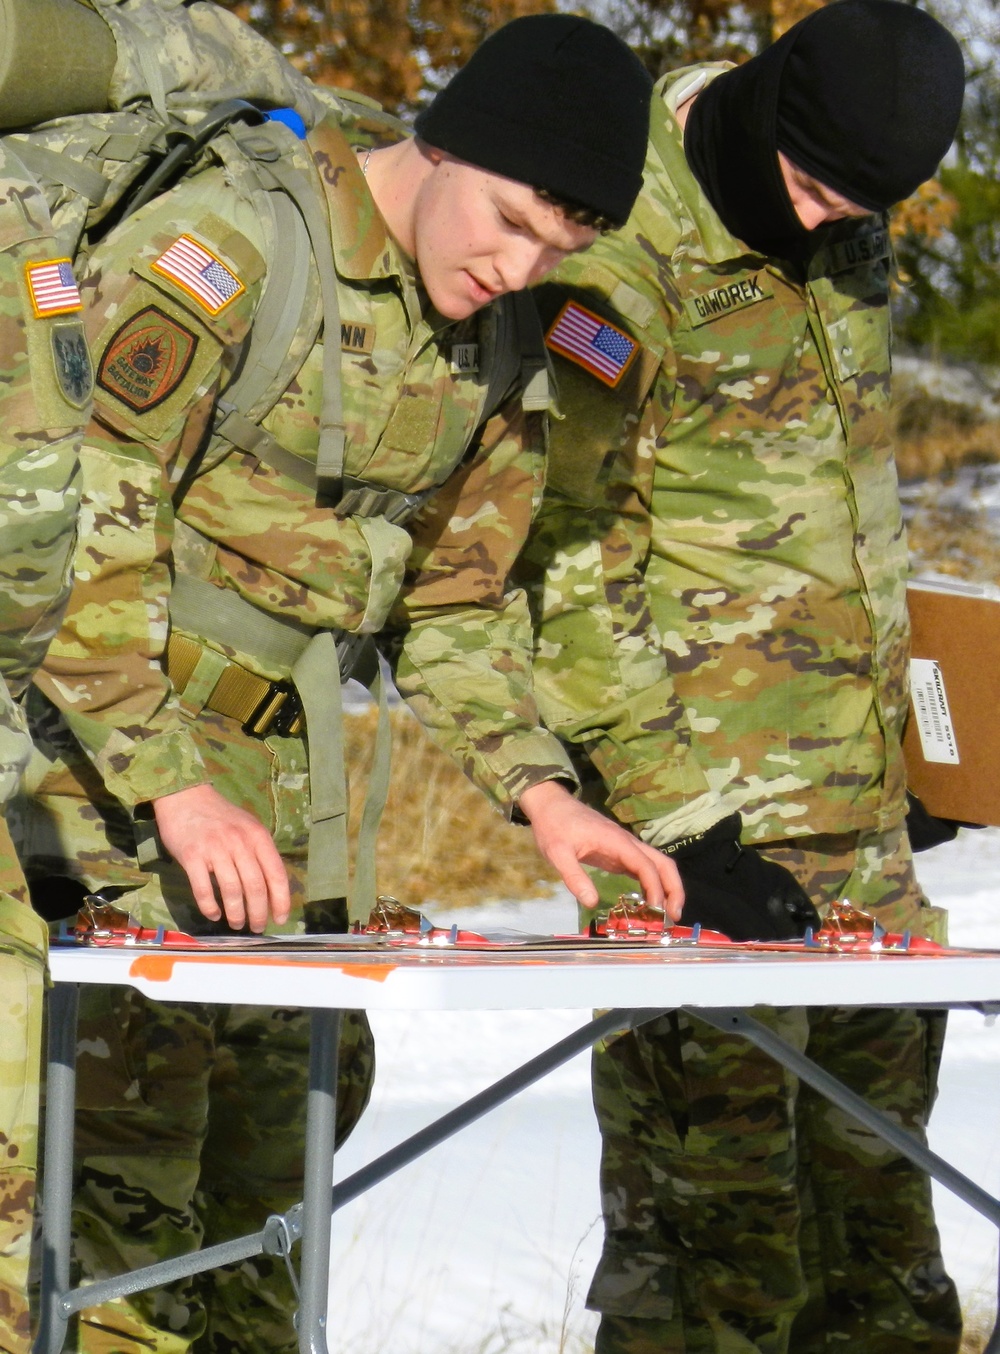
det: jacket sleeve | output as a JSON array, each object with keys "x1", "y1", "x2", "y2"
[
  {"x1": 0, "y1": 145, "x2": 88, "y2": 695},
  {"x1": 29, "y1": 208, "x2": 247, "y2": 809},
  {"x1": 387, "y1": 398, "x2": 578, "y2": 818},
  {"x1": 33, "y1": 173, "x2": 402, "y2": 808},
  {"x1": 518, "y1": 276, "x2": 722, "y2": 835}
]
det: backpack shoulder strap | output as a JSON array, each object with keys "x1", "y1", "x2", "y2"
[{"x1": 481, "y1": 288, "x2": 553, "y2": 424}]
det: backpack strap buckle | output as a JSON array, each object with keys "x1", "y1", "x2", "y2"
[{"x1": 242, "y1": 679, "x2": 304, "y2": 739}]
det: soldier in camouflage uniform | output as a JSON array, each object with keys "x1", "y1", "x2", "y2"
[
  {"x1": 522, "y1": 4, "x2": 968, "y2": 1351},
  {"x1": 0, "y1": 140, "x2": 90, "y2": 1354},
  {"x1": 11, "y1": 16, "x2": 676, "y2": 1352},
  {"x1": 1, "y1": 5, "x2": 331, "y2": 1345}
]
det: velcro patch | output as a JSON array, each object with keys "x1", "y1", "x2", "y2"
[
  {"x1": 25, "y1": 258, "x2": 83, "y2": 318},
  {"x1": 545, "y1": 301, "x2": 638, "y2": 388},
  {"x1": 151, "y1": 235, "x2": 245, "y2": 316},
  {"x1": 97, "y1": 306, "x2": 198, "y2": 413},
  {"x1": 51, "y1": 322, "x2": 93, "y2": 409},
  {"x1": 683, "y1": 273, "x2": 773, "y2": 328},
  {"x1": 450, "y1": 342, "x2": 479, "y2": 375},
  {"x1": 821, "y1": 226, "x2": 891, "y2": 276},
  {"x1": 340, "y1": 320, "x2": 375, "y2": 355}
]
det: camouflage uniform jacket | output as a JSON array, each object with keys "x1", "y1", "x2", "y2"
[
  {"x1": 525, "y1": 64, "x2": 907, "y2": 843},
  {"x1": 0, "y1": 140, "x2": 88, "y2": 697},
  {"x1": 35, "y1": 114, "x2": 576, "y2": 818}
]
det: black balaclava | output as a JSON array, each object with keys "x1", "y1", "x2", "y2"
[
  {"x1": 684, "y1": 0, "x2": 965, "y2": 262},
  {"x1": 414, "y1": 14, "x2": 652, "y2": 227}
]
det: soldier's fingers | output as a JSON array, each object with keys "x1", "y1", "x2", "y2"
[
  {"x1": 208, "y1": 854, "x2": 249, "y2": 932},
  {"x1": 628, "y1": 847, "x2": 685, "y2": 921},
  {"x1": 185, "y1": 858, "x2": 222, "y2": 923},
  {"x1": 546, "y1": 844, "x2": 600, "y2": 908},
  {"x1": 626, "y1": 851, "x2": 665, "y2": 911},
  {"x1": 231, "y1": 823, "x2": 290, "y2": 928},
  {"x1": 233, "y1": 852, "x2": 271, "y2": 935},
  {"x1": 259, "y1": 846, "x2": 291, "y2": 926}
]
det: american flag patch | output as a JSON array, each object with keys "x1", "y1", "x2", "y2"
[
  {"x1": 545, "y1": 300, "x2": 639, "y2": 388},
  {"x1": 25, "y1": 259, "x2": 83, "y2": 318},
  {"x1": 151, "y1": 235, "x2": 245, "y2": 316}
]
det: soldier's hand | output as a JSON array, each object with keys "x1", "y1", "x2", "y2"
[
  {"x1": 666, "y1": 812, "x2": 820, "y2": 941},
  {"x1": 517, "y1": 780, "x2": 684, "y2": 918},
  {"x1": 152, "y1": 783, "x2": 291, "y2": 933}
]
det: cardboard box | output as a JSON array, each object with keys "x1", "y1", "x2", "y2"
[{"x1": 903, "y1": 579, "x2": 1000, "y2": 826}]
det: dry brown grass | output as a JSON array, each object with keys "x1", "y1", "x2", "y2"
[
  {"x1": 894, "y1": 381, "x2": 1000, "y2": 482},
  {"x1": 960, "y1": 1299, "x2": 997, "y2": 1353},
  {"x1": 344, "y1": 705, "x2": 561, "y2": 908},
  {"x1": 905, "y1": 494, "x2": 1000, "y2": 582},
  {"x1": 893, "y1": 379, "x2": 1000, "y2": 583}
]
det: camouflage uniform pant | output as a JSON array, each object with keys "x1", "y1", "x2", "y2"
[
  {"x1": 14, "y1": 696, "x2": 374, "y2": 1354},
  {"x1": 0, "y1": 819, "x2": 47, "y2": 1354},
  {"x1": 589, "y1": 826, "x2": 962, "y2": 1354},
  {"x1": 0, "y1": 684, "x2": 51, "y2": 1354}
]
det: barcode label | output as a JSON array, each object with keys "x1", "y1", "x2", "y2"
[{"x1": 910, "y1": 658, "x2": 960, "y2": 765}]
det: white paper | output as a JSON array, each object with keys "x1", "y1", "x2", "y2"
[{"x1": 910, "y1": 657, "x2": 961, "y2": 764}]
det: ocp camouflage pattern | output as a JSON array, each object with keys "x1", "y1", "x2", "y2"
[
  {"x1": 589, "y1": 828, "x2": 960, "y2": 1353},
  {"x1": 524, "y1": 63, "x2": 909, "y2": 845},
  {"x1": 0, "y1": 138, "x2": 89, "y2": 1354}
]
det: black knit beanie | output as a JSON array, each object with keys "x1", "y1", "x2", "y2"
[
  {"x1": 414, "y1": 14, "x2": 652, "y2": 226},
  {"x1": 685, "y1": 0, "x2": 965, "y2": 260}
]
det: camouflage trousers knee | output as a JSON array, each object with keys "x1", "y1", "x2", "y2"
[
  {"x1": 588, "y1": 824, "x2": 962, "y2": 1354},
  {"x1": 63, "y1": 990, "x2": 373, "y2": 1354},
  {"x1": 15, "y1": 698, "x2": 375, "y2": 1353},
  {"x1": 0, "y1": 821, "x2": 48, "y2": 1354}
]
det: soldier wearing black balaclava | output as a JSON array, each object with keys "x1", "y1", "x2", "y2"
[{"x1": 526, "y1": 3, "x2": 967, "y2": 1352}]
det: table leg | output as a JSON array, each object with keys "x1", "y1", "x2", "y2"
[
  {"x1": 329, "y1": 1006, "x2": 662, "y2": 1215},
  {"x1": 692, "y1": 1006, "x2": 1000, "y2": 1226},
  {"x1": 34, "y1": 982, "x2": 79, "y2": 1354},
  {"x1": 297, "y1": 1007, "x2": 342, "y2": 1354}
]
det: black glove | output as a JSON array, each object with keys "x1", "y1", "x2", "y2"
[
  {"x1": 904, "y1": 790, "x2": 986, "y2": 853},
  {"x1": 665, "y1": 813, "x2": 821, "y2": 941}
]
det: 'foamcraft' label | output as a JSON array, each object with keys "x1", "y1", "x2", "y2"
[{"x1": 910, "y1": 658, "x2": 960, "y2": 764}]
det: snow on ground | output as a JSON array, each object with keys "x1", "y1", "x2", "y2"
[{"x1": 325, "y1": 829, "x2": 1000, "y2": 1352}]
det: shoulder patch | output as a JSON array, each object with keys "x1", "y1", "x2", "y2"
[
  {"x1": 97, "y1": 306, "x2": 198, "y2": 413},
  {"x1": 25, "y1": 259, "x2": 83, "y2": 318},
  {"x1": 545, "y1": 300, "x2": 639, "y2": 388},
  {"x1": 50, "y1": 322, "x2": 94, "y2": 409},
  {"x1": 151, "y1": 235, "x2": 245, "y2": 316}
]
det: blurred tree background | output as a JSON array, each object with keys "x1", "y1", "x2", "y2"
[{"x1": 218, "y1": 0, "x2": 988, "y2": 361}]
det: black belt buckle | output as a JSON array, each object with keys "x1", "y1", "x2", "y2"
[{"x1": 242, "y1": 680, "x2": 304, "y2": 738}]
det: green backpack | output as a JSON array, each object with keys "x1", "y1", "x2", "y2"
[{"x1": 0, "y1": 0, "x2": 356, "y2": 255}]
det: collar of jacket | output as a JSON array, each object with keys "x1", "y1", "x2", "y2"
[
  {"x1": 307, "y1": 115, "x2": 409, "y2": 286},
  {"x1": 650, "y1": 62, "x2": 773, "y2": 269}
]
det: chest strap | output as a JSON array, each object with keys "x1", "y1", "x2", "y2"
[
  {"x1": 169, "y1": 571, "x2": 314, "y2": 674},
  {"x1": 241, "y1": 133, "x2": 348, "y2": 501},
  {"x1": 211, "y1": 401, "x2": 437, "y2": 525}
]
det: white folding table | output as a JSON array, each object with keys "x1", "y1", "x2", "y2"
[{"x1": 37, "y1": 940, "x2": 1000, "y2": 1354}]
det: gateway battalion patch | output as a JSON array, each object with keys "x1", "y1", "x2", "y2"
[
  {"x1": 98, "y1": 306, "x2": 198, "y2": 413},
  {"x1": 51, "y1": 322, "x2": 94, "y2": 409}
]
